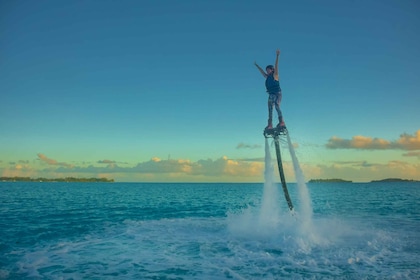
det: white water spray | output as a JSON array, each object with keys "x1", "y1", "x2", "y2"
[
  {"x1": 229, "y1": 132, "x2": 317, "y2": 241},
  {"x1": 286, "y1": 133, "x2": 315, "y2": 235},
  {"x1": 228, "y1": 131, "x2": 353, "y2": 252},
  {"x1": 259, "y1": 138, "x2": 281, "y2": 228}
]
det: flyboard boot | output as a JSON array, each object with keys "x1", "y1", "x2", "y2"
[
  {"x1": 277, "y1": 117, "x2": 285, "y2": 128},
  {"x1": 276, "y1": 117, "x2": 287, "y2": 134},
  {"x1": 265, "y1": 118, "x2": 273, "y2": 130},
  {"x1": 264, "y1": 118, "x2": 275, "y2": 138}
]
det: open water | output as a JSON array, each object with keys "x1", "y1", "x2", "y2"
[
  {"x1": 1, "y1": 180, "x2": 419, "y2": 279},
  {"x1": 1, "y1": 136, "x2": 419, "y2": 279}
]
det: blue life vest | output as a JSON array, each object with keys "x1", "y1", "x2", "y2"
[{"x1": 265, "y1": 74, "x2": 281, "y2": 94}]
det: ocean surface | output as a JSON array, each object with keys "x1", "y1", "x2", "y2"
[{"x1": 0, "y1": 181, "x2": 419, "y2": 279}]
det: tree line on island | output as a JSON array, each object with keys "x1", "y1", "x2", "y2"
[
  {"x1": 308, "y1": 178, "x2": 353, "y2": 183},
  {"x1": 308, "y1": 178, "x2": 419, "y2": 183},
  {"x1": 0, "y1": 176, "x2": 114, "y2": 182},
  {"x1": 1, "y1": 177, "x2": 417, "y2": 183}
]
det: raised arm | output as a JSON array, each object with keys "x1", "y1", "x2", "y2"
[
  {"x1": 254, "y1": 62, "x2": 267, "y2": 78},
  {"x1": 274, "y1": 49, "x2": 280, "y2": 81}
]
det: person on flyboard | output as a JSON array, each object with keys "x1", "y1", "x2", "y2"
[{"x1": 254, "y1": 49, "x2": 285, "y2": 131}]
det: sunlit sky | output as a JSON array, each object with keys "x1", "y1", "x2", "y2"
[{"x1": 1, "y1": 0, "x2": 419, "y2": 182}]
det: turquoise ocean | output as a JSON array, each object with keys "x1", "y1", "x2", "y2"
[
  {"x1": 1, "y1": 180, "x2": 419, "y2": 279},
  {"x1": 1, "y1": 136, "x2": 419, "y2": 279}
]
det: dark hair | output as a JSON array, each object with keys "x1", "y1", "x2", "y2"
[{"x1": 266, "y1": 65, "x2": 274, "y2": 70}]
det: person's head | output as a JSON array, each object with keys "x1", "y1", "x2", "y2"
[{"x1": 266, "y1": 65, "x2": 274, "y2": 75}]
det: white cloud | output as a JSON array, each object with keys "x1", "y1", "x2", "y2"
[
  {"x1": 326, "y1": 130, "x2": 420, "y2": 150},
  {"x1": 37, "y1": 153, "x2": 73, "y2": 168}
]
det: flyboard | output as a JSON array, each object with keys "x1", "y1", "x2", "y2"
[{"x1": 264, "y1": 125, "x2": 294, "y2": 211}]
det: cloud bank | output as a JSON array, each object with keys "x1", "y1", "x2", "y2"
[
  {"x1": 326, "y1": 130, "x2": 420, "y2": 150},
  {"x1": 2, "y1": 129, "x2": 419, "y2": 182},
  {"x1": 0, "y1": 154, "x2": 264, "y2": 182}
]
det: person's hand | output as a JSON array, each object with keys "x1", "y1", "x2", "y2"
[{"x1": 276, "y1": 49, "x2": 280, "y2": 55}]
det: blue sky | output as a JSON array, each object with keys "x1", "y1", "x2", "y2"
[{"x1": 1, "y1": 0, "x2": 419, "y2": 182}]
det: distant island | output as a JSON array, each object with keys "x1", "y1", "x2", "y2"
[
  {"x1": 0, "y1": 176, "x2": 114, "y2": 183},
  {"x1": 370, "y1": 178, "x2": 419, "y2": 183},
  {"x1": 308, "y1": 178, "x2": 418, "y2": 183},
  {"x1": 308, "y1": 178, "x2": 353, "y2": 183}
]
